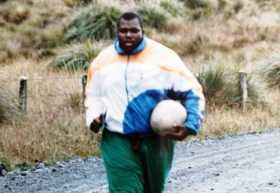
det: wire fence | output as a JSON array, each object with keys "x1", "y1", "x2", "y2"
[
  {"x1": 1, "y1": 74, "x2": 88, "y2": 113},
  {"x1": 1, "y1": 71, "x2": 251, "y2": 113}
]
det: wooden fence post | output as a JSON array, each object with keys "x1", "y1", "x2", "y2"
[
  {"x1": 239, "y1": 71, "x2": 248, "y2": 112},
  {"x1": 19, "y1": 76, "x2": 28, "y2": 112},
  {"x1": 81, "y1": 74, "x2": 87, "y2": 112}
]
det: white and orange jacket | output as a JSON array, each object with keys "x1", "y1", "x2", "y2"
[{"x1": 85, "y1": 37, "x2": 205, "y2": 135}]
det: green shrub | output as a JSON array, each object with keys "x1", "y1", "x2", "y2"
[
  {"x1": 137, "y1": 5, "x2": 168, "y2": 29},
  {"x1": 197, "y1": 64, "x2": 265, "y2": 108},
  {"x1": 49, "y1": 41, "x2": 100, "y2": 71},
  {"x1": 64, "y1": 6, "x2": 121, "y2": 43},
  {"x1": 261, "y1": 58, "x2": 280, "y2": 89}
]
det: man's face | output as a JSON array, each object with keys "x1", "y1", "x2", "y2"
[{"x1": 117, "y1": 18, "x2": 143, "y2": 53}]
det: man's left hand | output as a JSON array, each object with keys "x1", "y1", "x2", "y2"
[{"x1": 159, "y1": 126, "x2": 192, "y2": 141}]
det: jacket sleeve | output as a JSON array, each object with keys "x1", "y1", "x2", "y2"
[
  {"x1": 85, "y1": 60, "x2": 106, "y2": 127},
  {"x1": 169, "y1": 53, "x2": 205, "y2": 135}
]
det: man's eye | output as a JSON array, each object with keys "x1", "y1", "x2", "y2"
[
  {"x1": 130, "y1": 29, "x2": 140, "y2": 33},
  {"x1": 119, "y1": 29, "x2": 128, "y2": 33},
  {"x1": 119, "y1": 28, "x2": 140, "y2": 33}
]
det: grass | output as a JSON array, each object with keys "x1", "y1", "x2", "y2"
[
  {"x1": 197, "y1": 63, "x2": 266, "y2": 108},
  {"x1": 260, "y1": 56, "x2": 280, "y2": 89},
  {"x1": 160, "y1": 0, "x2": 185, "y2": 17},
  {"x1": 49, "y1": 41, "x2": 100, "y2": 71},
  {"x1": 201, "y1": 102, "x2": 280, "y2": 139},
  {"x1": 0, "y1": 59, "x2": 100, "y2": 168},
  {"x1": 137, "y1": 5, "x2": 169, "y2": 29},
  {"x1": 1, "y1": 54, "x2": 279, "y2": 169},
  {"x1": 0, "y1": 0, "x2": 280, "y2": 169},
  {"x1": 0, "y1": 0, "x2": 69, "y2": 62},
  {"x1": 63, "y1": 0, "x2": 92, "y2": 7},
  {"x1": 64, "y1": 5, "x2": 121, "y2": 42},
  {"x1": 0, "y1": 85, "x2": 21, "y2": 124}
]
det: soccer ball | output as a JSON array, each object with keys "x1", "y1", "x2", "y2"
[{"x1": 150, "y1": 99, "x2": 187, "y2": 132}]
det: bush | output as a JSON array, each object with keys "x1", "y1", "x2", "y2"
[
  {"x1": 49, "y1": 41, "x2": 100, "y2": 71},
  {"x1": 261, "y1": 58, "x2": 280, "y2": 89},
  {"x1": 197, "y1": 64, "x2": 265, "y2": 108},
  {"x1": 64, "y1": 6, "x2": 121, "y2": 43},
  {"x1": 137, "y1": 5, "x2": 168, "y2": 29}
]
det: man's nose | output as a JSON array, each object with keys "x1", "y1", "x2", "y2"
[{"x1": 126, "y1": 31, "x2": 132, "y2": 37}]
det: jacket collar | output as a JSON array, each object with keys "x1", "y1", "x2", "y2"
[{"x1": 114, "y1": 37, "x2": 146, "y2": 55}]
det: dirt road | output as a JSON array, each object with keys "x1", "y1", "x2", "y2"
[{"x1": 1, "y1": 129, "x2": 280, "y2": 193}]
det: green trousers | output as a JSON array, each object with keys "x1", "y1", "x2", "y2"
[{"x1": 101, "y1": 129, "x2": 175, "y2": 193}]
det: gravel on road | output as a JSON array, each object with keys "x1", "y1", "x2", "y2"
[{"x1": 1, "y1": 129, "x2": 280, "y2": 193}]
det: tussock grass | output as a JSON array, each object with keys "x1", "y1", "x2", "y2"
[
  {"x1": 64, "y1": 6, "x2": 121, "y2": 42},
  {"x1": 181, "y1": 0, "x2": 218, "y2": 19},
  {"x1": 49, "y1": 41, "x2": 100, "y2": 71},
  {"x1": 260, "y1": 56, "x2": 280, "y2": 89},
  {"x1": 137, "y1": 5, "x2": 168, "y2": 29},
  {"x1": 160, "y1": 0, "x2": 185, "y2": 17},
  {"x1": 197, "y1": 63, "x2": 266, "y2": 108},
  {"x1": 183, "y1": 0, "x2": 210, "y2": 9}
]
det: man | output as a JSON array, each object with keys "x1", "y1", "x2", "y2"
[{"x1": 85, "y1": 12, "x2": 205, "y2": 193}]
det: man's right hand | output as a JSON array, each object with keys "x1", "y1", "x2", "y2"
[{"x1": 89, "y1": 115, "x2": 103, "y2": 133}]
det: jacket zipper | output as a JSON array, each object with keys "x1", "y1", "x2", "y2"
[{"x1": 124, "y1": 55, "x2": 130, "y2": 103}]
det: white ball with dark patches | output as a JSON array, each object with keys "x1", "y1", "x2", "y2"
[{"x1": 150, "y1": 99, "x2": 187, "y2": 132}]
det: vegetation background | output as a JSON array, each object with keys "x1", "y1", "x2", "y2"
[{"x1": 0, "y1": 0, "x2": 279, "y2": 170}]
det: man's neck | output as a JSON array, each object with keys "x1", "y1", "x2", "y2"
[{"x1": 114, "y1": 37, "x2": 146, "y2": 55}]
